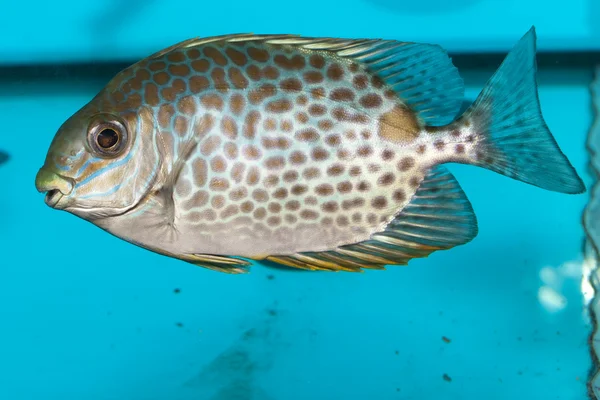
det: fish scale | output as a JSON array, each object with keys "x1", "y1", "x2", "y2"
[{"x1": 35, "y1": 27, "x2": 585, "y2": 273}]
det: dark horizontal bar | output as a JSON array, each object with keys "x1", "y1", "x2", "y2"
[{"x1": 0, "y1": 51, "x2": 597, "y2": 93}]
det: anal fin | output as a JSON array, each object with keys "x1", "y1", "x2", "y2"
[{"x1": 264, "y1": 166, "x2": 478, "y2": 272}]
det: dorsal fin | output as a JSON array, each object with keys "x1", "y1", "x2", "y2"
[
  {"x1": 265, "y1": 166, "x2": 478, "y2": 272},
  {"x1": 155, "y1": 34, "x2": 464, "y2": 126}
]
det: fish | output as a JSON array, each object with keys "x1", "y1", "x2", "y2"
[
  {"x1": 35, "y1": 27, "x2": 585, "y2": 273},
  {"x1": 0, "y1": 151, "x2": 8, "y2": 166}
]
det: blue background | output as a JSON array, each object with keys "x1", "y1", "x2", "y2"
[{"x1": 0, "y1": 1, "x2": 595, "y2": 399}]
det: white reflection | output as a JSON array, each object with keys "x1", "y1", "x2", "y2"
[{"x1": 537, "y1": 258, "x2": 589, "y2": 313}]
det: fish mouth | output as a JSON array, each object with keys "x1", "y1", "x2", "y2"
[
  {"x1": 44, "y1": 189, "x2": 63, "y2": 208},
  {"x1": 35, "y1": 167, "x2": 75, "y2": 209}
]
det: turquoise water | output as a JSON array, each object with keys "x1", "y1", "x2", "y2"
[{"x1": 0, "y1": 1, "x2": 597, "y2": 399}]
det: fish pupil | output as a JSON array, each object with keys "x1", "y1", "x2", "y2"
[{"x1": 97, "y1": 129, "x2": 119, "y2": 149}]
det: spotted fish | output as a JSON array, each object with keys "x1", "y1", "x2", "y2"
[{"x1": 35, "y1": 27, "x2": 585, "y2": 273}]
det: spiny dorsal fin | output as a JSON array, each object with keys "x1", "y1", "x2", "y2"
[
  {"x1": 264, "y1": 166, "x2": 478, "y2": 272},
  {"x1": 158, "y1": 33, "x2": 464, "y2": 126}
]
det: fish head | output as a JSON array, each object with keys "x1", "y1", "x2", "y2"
[{"x1": 35, "y1": 80, "x2": 162, "y2": 221}]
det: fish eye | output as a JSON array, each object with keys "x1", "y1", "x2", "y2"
[{"x1": 87, "y1": 115, "x2": 129, "y2": 157}]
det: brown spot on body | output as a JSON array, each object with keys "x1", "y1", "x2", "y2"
[
  {"x1": 268, "y1": 203, "x2": 282, "y2": 213},
  {"x1": 291, "y1": 184, "x2": 308, "y2": 195},
  {"x1": 321, "y1": 202, "x2": 338, "y2": 213},
  {"x1": 290, "y1": 151, "x2": 307, "y2": 165},
  {"x1": 434, "y1": 140, "x2": 446, "y2": 150},
  {"x1": 252, "y1": 189, "x2": 269, "y2": 202},
  {"x1": 149, "y1": 61, "x2": 167, "y2": 71},
  {"x1": 226, "y1": 48, "x2": 248, "y2": 66},
  {"x1": 167, "y1": 51, "x2": 185, "y2": 63},
  {"x1": 248, "y1": 47, "x2": 269, "y2": 62},
  {"x1": 158, "y1": 104, "x2": 175, "y2": 128},
  {"x1": 393, "y1": 189, "x2": 406, "y2": 202},
  {"x1": 254, "y1": 207, "x2": 267, "y2": 219},
  {"x1": 336, "y1": 215, "x2": 349, "y2": 226},
  {"x1": 231, "y1": 162, "x2": 246, "y2": 183},
  {"x1": 330, "y1": 88, "x2": 355, "y2": 102},
  {"x1": 249, "y1": 84, "x2": 276, "y2": 105},
  {"x1": 378, "y1": 173, "x2": 395, "y2": 186},
  {"x1": 398, "y1": 157, "x2": 415, "y2": 171},
  {"x1": 189, "y1": 76, "x2": 210, "y2": 93},
  {"x1": 326, "y1": 64, "x2": 344, "y2": 80},
  {"x1": 309, "y1": 54, "x2": 325, "y2": 68},
  {"x1": 303, "y1": 71, "x2": 323, "y2": 84},
  {"x1": 201, "y1": 94, "x2": 224, "y2": 111},
  {"x1": 241, "y1": 201, "x2": 254, "y2": 213},
  {"x1": 273, "y1": 188, "x2": 288, "y2": 199},
  {"x1": 266, "y1": 99, "x2": 292, "y2": 113},
  {"x1": 191, "y1": 59, "x2": 210, "y2": 73},
  {"x1": 357, "y1": 181, "x2": 370, "y2": 191},
  {"x1": 349, "y1": 166, "x2": 361, "y2": 176},
  {"x1": 246, "y1": 65, "x2": 261, "y2": 81},
  {"x1": 194, "y1": 114, "x2": 215, "y2": 138},
  {"x1": 154, "y1": 72, "x2": 170, "y2": 85},
  {"x1": 325, "y1": 134, "x2": 341, "y2": 147},
  {"x1": 243, "y1": 111, "x2": 260, "y2": 139},
  {"x1": 211, "y1": 68, "x2": 229, "y2": 92},
  {"x1": 353, "y1": 75, "x2": 368, "y2": 90},
  {"x1": 201, "y1": 136, "x2": 221, "y2": 156},
  {"x1": 283, "y1": 171, "x2": 298, "y2": 182},
  {"x1": 192, "y1": 159, "x2": 207, "y2": 186},
  {"x1": 281, "y1": 120, "x2": 293, "y2": 132},
  {"x1": 175, "y1": 179, "x2": 192, "y2": 197},
  {"x1": 184, "y1": 191, "x2": 209, "y2": 209},
  {"x1": 230, "y1": 187, "x2": 248, "y2": 201},
  {"x1": 360, "y1": 93, "x2": 382, "y2": 108},
  {"x1": 409, "y1": 176, "x2": 420, "y2": 187},
  {"x1": 212, "y1": 195, "x2": 225, "y2": 208},
  {"x1": 177, "y1": 96, "x2": 196, "y2": 116},
  {"x1": 274, "y1": 54, "x2": 306, "y2": 70},
  {"x1": 265, "y1": 156, "x2": 285, "y2": 170},
  {"x1": 295, "y1": 112, "x2": 309, "y2": 124},
  {"x1": 315, "y1": 184, "x2": 334, "y2": 196},
  {"x1": 228, "y1": 68, "x2": 249, "y2": 89},
  {"x1": 296, "y1": 128, "x2": 319, "y2": 142},
  {"x1": 319, "y1": 120, "x2": 334, "y2": 131},
  {"x1": 243, "y1": 145, "x2": 261, "y2": 160},
  {"x1": 221, "y1": 117, "x2": 238, "y2": 139},
  {"x1": 312, "y1": 147, "x2": 329, "y2": 161},
  {"x1": 144, "y1": 83, "x2": 160, "y2": 106},
  {"x1": 311, "y1": 87, "x2": 326, "y2": 99},
  {"x1": 204, "y1": 46, "x2": 227, "y2": 66},
  {"x1": 262, "y1": 66, "x2": 280, "y2": 80},
  {"x1": 211, "y1": 155, "x2": 227, "y2": 172},
  {"x1": 379, "y1": 105, "x2": 420, "y2": 144},
  {"x1": 372, "y1": 196, "x2": 388, "y2": 209},
  {"x1": 173, "y1": 116, "x2": 188, "y2": 137},
  {"x1": 337, "y1": 181, "x2": 352, "y2": 193},
  {"x1": 168, "y1": 64, "x2": 190, "y2": 77},
  {"x1": 161, "y1": 79, "x2": 186, "y2": 102},
  {"x1": 382, "y1": 149, "x2": 395, "y2": 161},
  {"x1": 285, "y1": 200, "x2": 300, "y2": 211},
  {"x1": 357, "y1": 145, "x2": 373, "y2": 157},
  {"x1": 309, "y1": 104, "x2": 326, "y2": 117},
  {"x1": 209, "y1": 178, "x2": 229, "y2": 191},
  {"x1": 303, "y1": 168, "x2": 320, "y2": 180},
  {"x1": 280, "y1": 78, "x2": 303, "y2": 92},
  {"x1": 455, "y1": 144, "x2": 465, "y2": 154},
  {"x1": 246, "y1": 166, "x2": 260, "y2": 185},
  {"x1": 327, "y1": 164, "x2": 344, "y2": 176},
  {"x1": 300, "y1": 210, "x2": 319, "y2": 220},
  {"x1": 230, "y1": 94, "x2": 245, "y2": 115},
  {"x1": 417, "y1": 144, "x2": 426, "y2": 154}
]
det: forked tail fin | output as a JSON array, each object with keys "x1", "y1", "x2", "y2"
[{"x1": 458, "y1": 26, "x2": 585, "y2": 194}]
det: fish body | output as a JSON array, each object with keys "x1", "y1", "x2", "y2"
[{"x1": 35, "y1": 28, "x2": 585, "y2": 273}]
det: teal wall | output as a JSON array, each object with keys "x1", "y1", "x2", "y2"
[
  {"x1": 0, "y1": 0, "x2": 596, "y2": 399},
  {"x1": 1, "y1": 0, "x2": 599, "y2": 64}
]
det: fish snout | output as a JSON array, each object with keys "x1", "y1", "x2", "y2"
[{"x1": 35, "y1": 168, "x2": 75, "y2": 208}]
